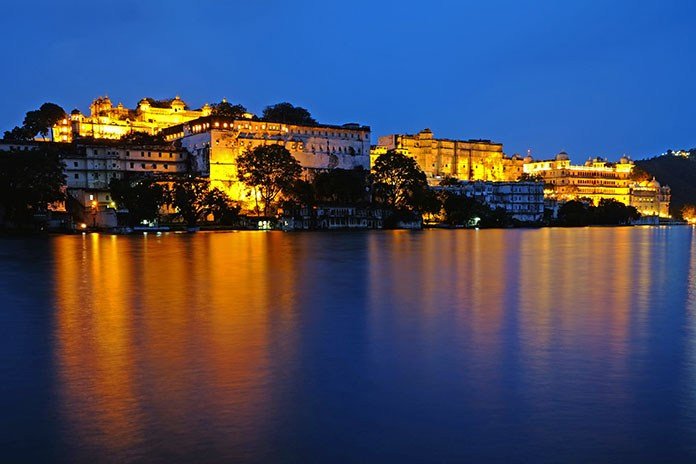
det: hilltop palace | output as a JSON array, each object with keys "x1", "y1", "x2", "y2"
[{"x1": 1, "y1": 95, "x2": 672, "y2": 225}]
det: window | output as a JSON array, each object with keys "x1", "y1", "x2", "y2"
[
  {"x1": 73, "y1": 161, "x2": 78, "y2": 167},
  {"x1": 130, "y1": 162, "x2": 134, "y2": 168},
  {"x1": 74, "y1": 173, "x2": 79, "y2": 179},
  {"x1": 126, "y1": 151, "x2": 130, "y2": 156},
  {"x1": 164, "y1": 164, "x2": 169, "y2": 169},
  {"x1": 141, "y1": 163, "x2": 146, "y2": 168},
  {"x1": 141, "y1": 151, "x2": 144, "y2": 157}
]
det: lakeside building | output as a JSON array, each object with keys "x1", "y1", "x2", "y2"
[
  {"x1": 523, "y1": 152, "x2": 671, "y2": 218},
  {"x1": 373, "y1": 129, "x2": 525, "y2": 184},
  {"x1": 162, "y1": 116, "x2": 371, "y2": 211},
  {"x1": 0, "y1": 140, "x2": 188, "y2": 227},
  {"x1": 279, "y1": 205, "x2": 385, "y2": 230},
  {"x1": 434, "y1": 181, "x2": 545, "y2": 223},
  {"x1": 52, "y1": 96, "x2": 212, "y2": 142}
]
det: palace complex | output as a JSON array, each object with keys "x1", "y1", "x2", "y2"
[
  {"x1": 373, "y1": 129, "x2": 526, "y2": 183},
  {"x1": 162, "y1": 116, "x2": 370, "y2": 210},
  {"x1": 524, "y1": 152, "x2": 671, "y2": 218},
  {"x1": 6, "y1": 94, "x2": 673, "y2": 222},
  {"x1": 52, "y1": 96, "x2": 212, "y2": 142}
]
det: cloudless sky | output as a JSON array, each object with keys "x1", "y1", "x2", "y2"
[{"x1": 2, "y1": 0, "x2": 695, "y2": 160}]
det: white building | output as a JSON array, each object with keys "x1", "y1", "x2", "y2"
[{"x1": 436, "y1": 181, "x2": 545, "y2": 223}]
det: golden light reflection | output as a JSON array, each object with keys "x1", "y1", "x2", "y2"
[{"x1": 52, "y1": 232, "x2": 300, "y2": 459}]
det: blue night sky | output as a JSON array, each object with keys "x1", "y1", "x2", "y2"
[{"x1": 2, "y1": 0, "x2": 696, "y2": 160}]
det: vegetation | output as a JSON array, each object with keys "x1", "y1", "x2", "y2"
[
  {"x1": 314, "y1": 168, "x2": 369, "y2": 204},
  {"x1": 371, "y1": 150, "x2": 429, "y2": 212},
  {"x1": 109, "y1": 178, "x2": 166, "y2": 226},
  {"x1": 441, "y1": 192, "x2": 510, "y2": 227},
  {"x1": 119, "y1": 132, "x2": 168, "y2": 146},
  {"x1": 236, "y1": 145, "x2": 302, "y2": 216},
  {"x1": 262, "y1": 102, "x2": 317, "y2": 126},
  {"x1": 556, "y1": 199, "x2": 640, "y2": 226},
  {"x1": 3, "y1": 102, "x2": 66, "y2": 141},
  {"x1": 0, "y1": 148, "x2": 65, "y2": 226},
  {"x1": 211, "y1": 100, "x2": 247, "y2": 119},
  {"x1": 168, "y1": 178, "x2": 237, "y2": 227},
  {"x1": 636, "y1": 154, "x2": 696, "y2": 218}
]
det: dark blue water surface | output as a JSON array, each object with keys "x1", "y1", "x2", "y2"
[{"x1": 2, "y1": 227, "x2": 696, "y2": 463}]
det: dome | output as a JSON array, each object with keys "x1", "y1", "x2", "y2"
[
  {"x1": 619, "y1": 155, "x2": 631, "y2": 164},
  {"x1": 648, "y1": 177, "x2": 660, "y2": 188},
  {"x1": 555, "y1": 151, "x2": 569, "y2": 161},
  {"x1": 171, "y1": 95, "x2": 186, "y2": 108}
]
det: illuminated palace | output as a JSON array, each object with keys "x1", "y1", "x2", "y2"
[
  {"x1": 161, "y1": 116, "x2": 371, "y2": 210},
  {"x1": 524, "y1": 152, "x2": 671, "y2": 217},
  {"x1": 52, "y1": 96, "x2": 212, "y2": 142},
  {"x1": 373, "y1": 129, "x2": 526, "y2": 184}
]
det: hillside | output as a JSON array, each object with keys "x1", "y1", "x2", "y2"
[{"x1": 636, "y1": 153, "x2": 696, "y2": 217}]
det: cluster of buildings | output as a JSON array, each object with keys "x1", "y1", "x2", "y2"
[{"x1": 1, "y1": 95, "x2": 673, "y2": 228}]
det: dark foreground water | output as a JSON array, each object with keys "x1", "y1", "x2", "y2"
[{"x1": 2, "y1": 227, "x2": 696, "y2": 463}]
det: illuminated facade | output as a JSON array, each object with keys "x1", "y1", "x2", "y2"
[
  {"x1": 52, "y1": 96, "x2": 212, "y2": 142},
  {"x1": 629, "y1": 179, "x2": 671, "y2": 218},
  {"x1": 166, "y1": 116, "x2": 371, "y2": 211},
  {"x1": 373, "y1": 129, "x2": 525, "y2": 184},
  {"x1": 523, "y1": 152, "x2": 671, "y2": 217}
]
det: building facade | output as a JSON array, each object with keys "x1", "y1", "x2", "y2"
[
  {"x1": 62, "y1": 142, "x2": 188, "y2": 209},
  {"x1": 52, "y1": 96, "x2": 212, "y2": 142},
  {"x1": 435, "y1": 181, "x2": 545, "y2": 223},
  {"x1": 523, "y1": 152, "x2": 671, "y2": 218},
  {"x1": 373, "y1": 129, "x2": 525, "y2": 184},
  {"x1": 166, "y1": 116, "x2": 371, "y2": 211},
  {"x1": 0, "y1": 140, "x2": 188, "y2": 227},
  {"x1": 629, "y1": 179, "x2": 671, "y2": 218}
]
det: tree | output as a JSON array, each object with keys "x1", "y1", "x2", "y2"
[
  {"x1": 236, "y1": 145, "x2": 302, "y2": 216},
  {"x1": 211, "y1": 100, "x2": 247, "y2": 119},
  {"x1": 419, "y1": 188, "x2": 443, "y2": 222},
  {"x1": 370, "y1": 149, "x2": 428, "y2": 211},
  {"x1": 442, "y1": 192, "x2": 488, "y2": 226},
  {"x1": 557, "y1": 200, "x2": 592, "y2": 226},
  {"x1": 23, "y1": 103, "x2": 66, "y2": 140},
  {"x1": 2, "y1": 126, "x2": 32, "y2": 141},
  {"x1": 109, "y1": 177, "x2": 166, "y2": 226},
  {"x1": 119, "y1": 131, "x2": 167, "y2": 146},
  {"x1": 262, "y1": 102, "x2": 317, "y2": 125},
  {"x1": 168, "y1": 178, "x2": 239, "y2": 227},
  {"x1": 314, "y1": 168, "x2": 369, "y2": 204},
  {"x1": 0, "y1": 148, "x2": 65, "y2": 226},
  {"x1": 594, "y1": 198, "x2": 640, "y2": 225}
]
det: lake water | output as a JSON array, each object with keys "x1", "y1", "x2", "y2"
[{"x1": 2, "y1": 227, "x2": 696, "y2": 463}]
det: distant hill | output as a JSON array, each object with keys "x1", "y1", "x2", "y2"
[{"x1": 635, "y1": 151, "x2": 696, "y2": 217}]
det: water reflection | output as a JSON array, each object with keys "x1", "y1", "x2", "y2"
[
  {"x1": 36, "y1": 227, "x2": 696, "y2": 462},
  {"x1": 53, "y1": 232, "x2": 302, "y2": 461}
]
